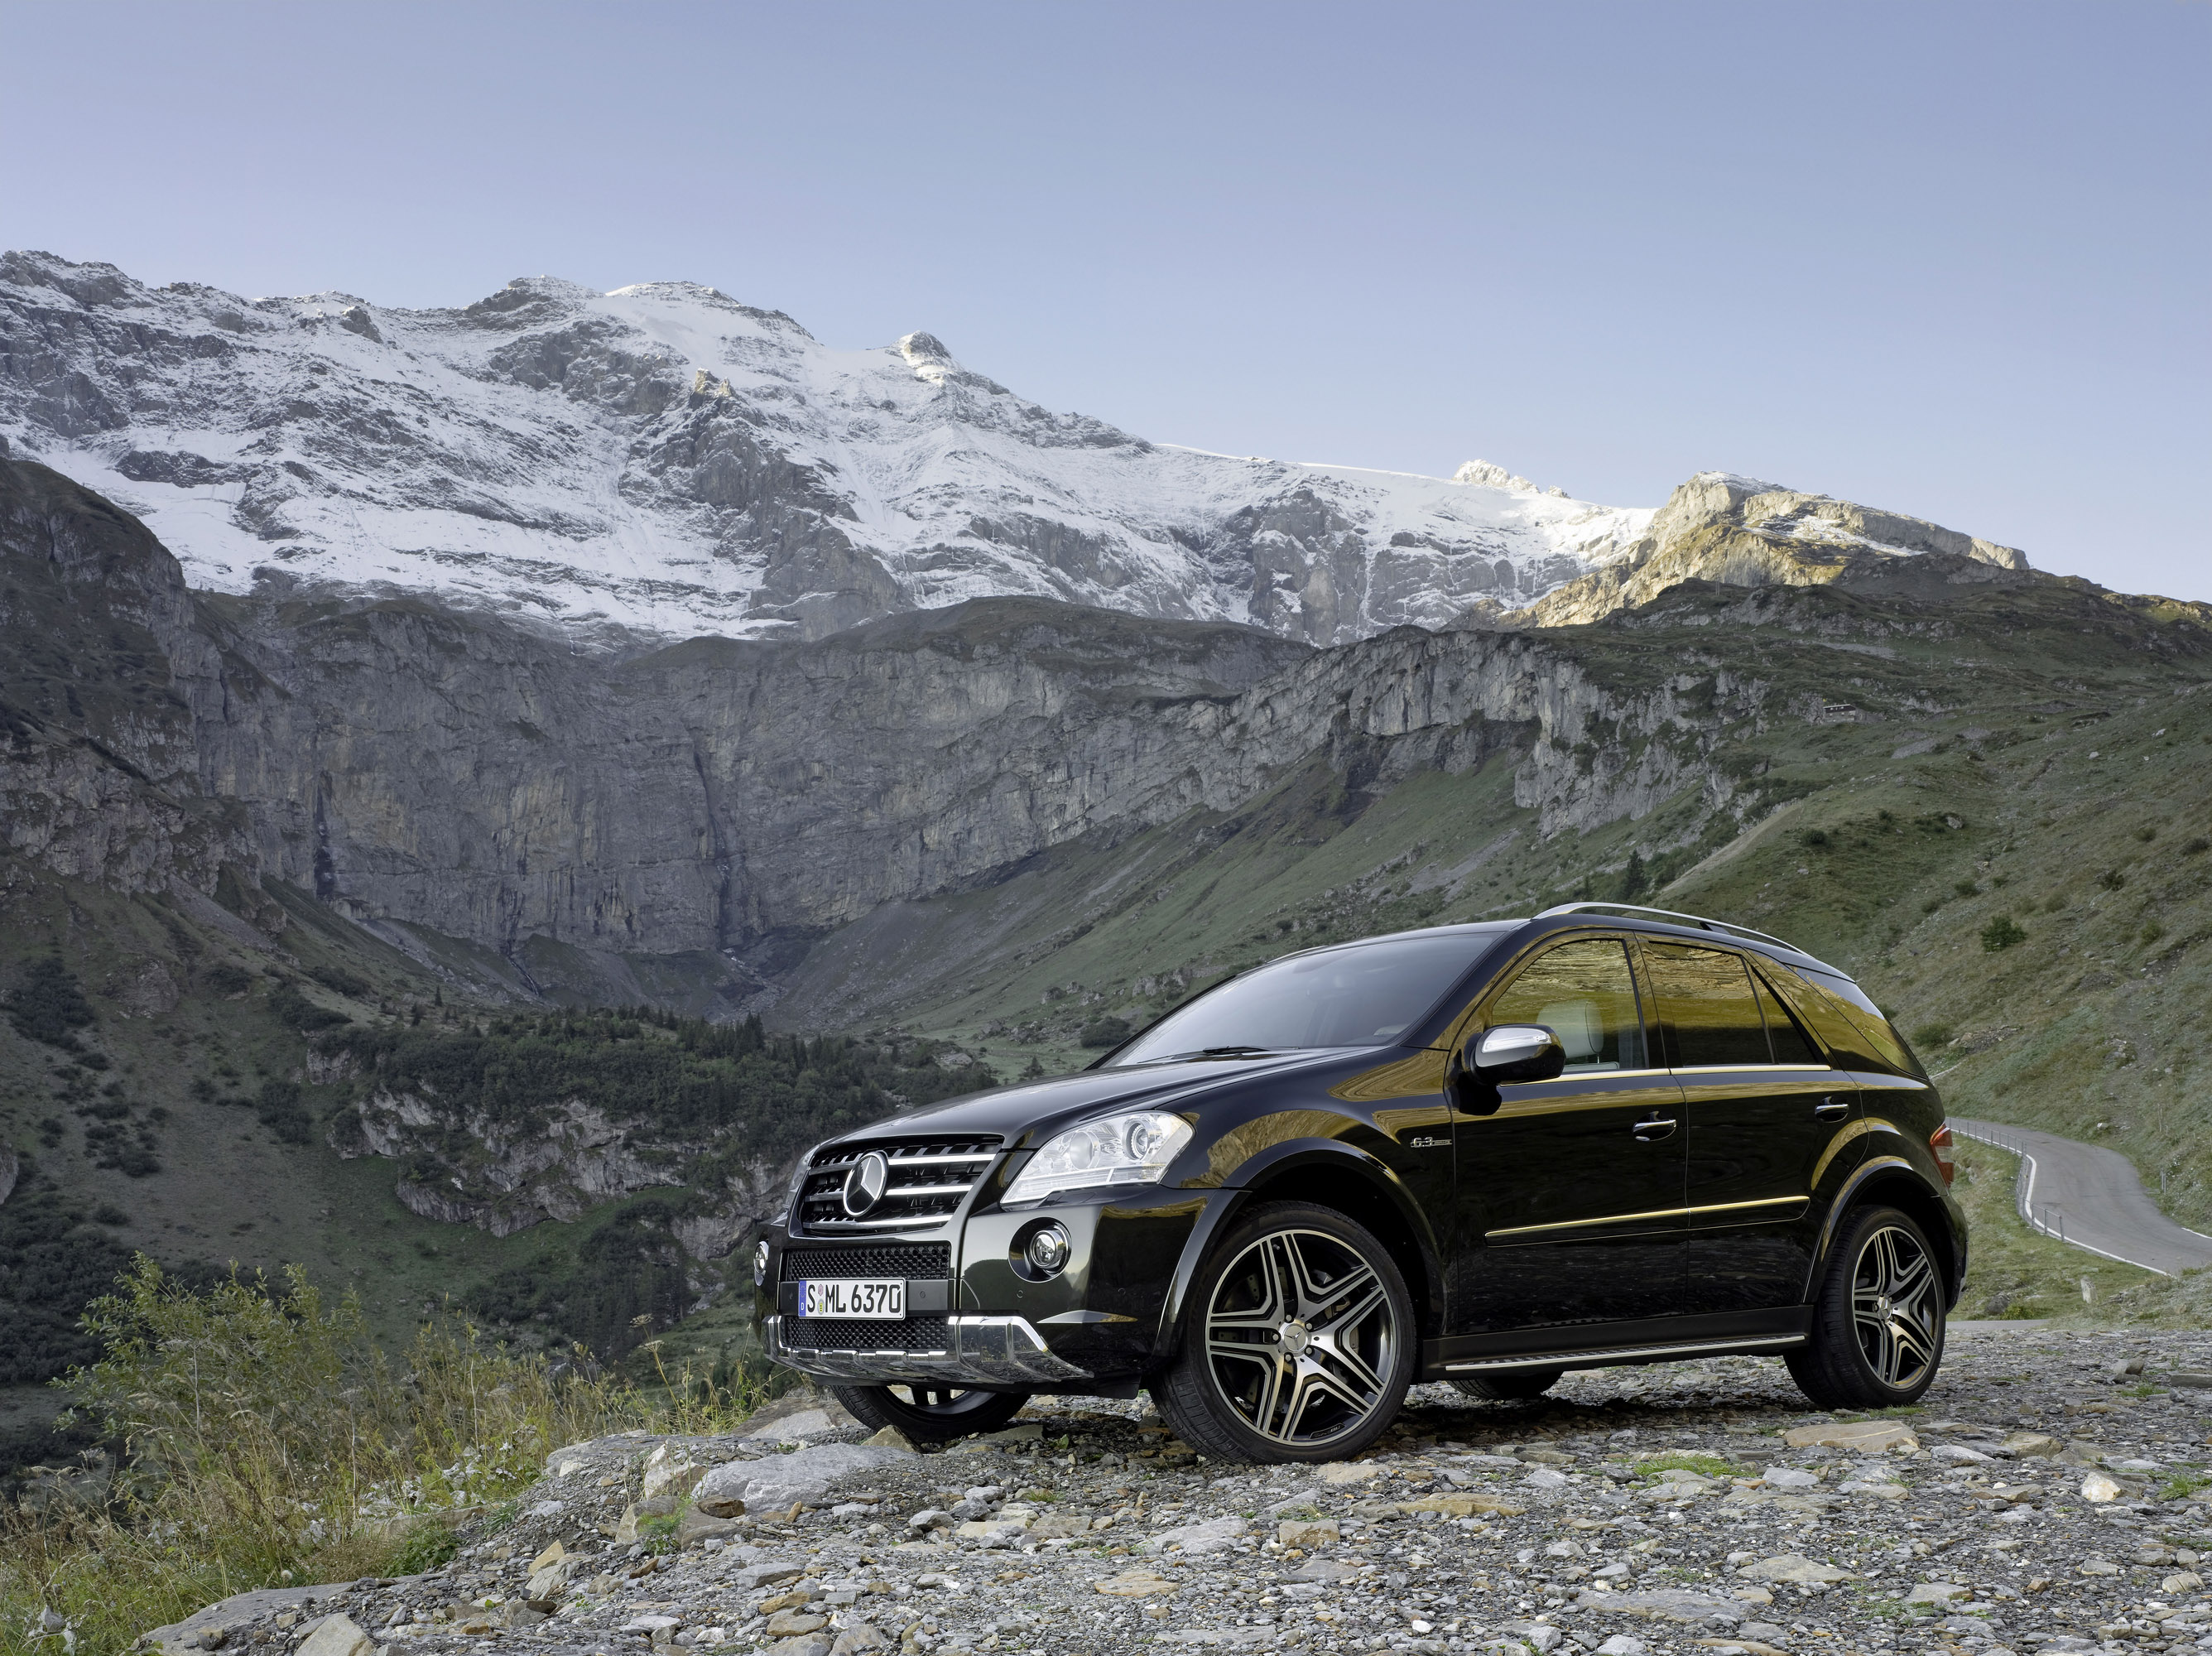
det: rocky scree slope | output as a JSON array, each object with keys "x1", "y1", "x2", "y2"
[{"x1": 134, "y1": 1329, "x2": 2212, "y2": 1656}]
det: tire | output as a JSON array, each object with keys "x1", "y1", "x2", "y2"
[
  {"x1": 1450, "y1": 1369, "x2": 1562, "y2": 1402},
  {"x1": 1786, "y1": 1203, "x2": 1947, "y2": 1410},
  {"x1": 829, "y1": 1384, "x2": 1031, "y2": 1442},
  {"x1": 1154, "y1": 1200, "x2": 1416, "y2": 1463}
]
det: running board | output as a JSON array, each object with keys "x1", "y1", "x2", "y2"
[{"x1": 1441, "y1": 1333, "x2": 1807, "y2": 1374}]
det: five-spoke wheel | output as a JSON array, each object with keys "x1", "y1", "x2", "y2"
[
  {"x1": 1849, "y1": 1221, "x2": 1940, "y2": 1389},
  {"x1": 1156, "y1": 1201, "x2": 1414, "y2": 1462},
  {"x1": 1787, "y1": 1203, "x2": 1946, "y2": 1408}
]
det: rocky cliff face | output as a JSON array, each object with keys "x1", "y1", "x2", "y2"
[
  {"x1": 0, "y1": 440, "x2": 253, "y2": 902},
  {"x1": 2, "y1": 450, "x2": 2165, "y2": 1027},
  {"x1": 0, "y1": 251, "x2": 1658, "y2": 647}
]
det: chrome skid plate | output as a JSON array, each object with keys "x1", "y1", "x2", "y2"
[{"x1": 764, "y1": 1313, "x2": 1089, "y2": 1384}]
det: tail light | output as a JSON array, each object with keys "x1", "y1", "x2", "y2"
[{"x1": 1930, "y1": 1124, "x2": 1955, "y2": 1186}]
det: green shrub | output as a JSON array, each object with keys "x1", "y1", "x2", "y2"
[
  {"x1": 2099, "y1": 869, "x2": 2128, "y2": 891},
  {"x1": 2043, "y1": 892, "x2": 2070, "y2": 912},
  {"x1": 1980, "y1": 916, "x2": 2027, "y2": 952},
  {"x1": 2141, "y1": 921, "x2": 2166, "y2": 946},
  {"x1": 8, "y1": 956, "x2": 94, "y2": 1049},
  {"x1": 2185, "y1": 836, "x2": 2210, "y2": 856},
  {"x1": 308, "y1": 965, "x2": 373, "y2": 998},
  {"x1": 0, "y1": 1186, "x2": 135, "y2": 1384},
  {"x1": 254, "y1": 1078, "x2": 315, "y2": 1144},
  {"x1": 202, "y1": 962, "x2": 253, "y2": 995},
  {"x1": 1913, "y1": 1024, "x2": 1955, "y2": 1050},
  {"x1": 2136, "y1": 826, "x2": 2158, "y2": 842},
  {"x1": 388, "y1": 1519, "x2": 459, "y2": 1573},
  {"x1": 267, "y1": 983, "x2": 350, "y2": 1033},
  {"x1": 1078, "y1": 1016, "x2": 1132, "y2": 1049},
  {"x1": 1954, "y1": 879, "x2": 1980, "y2": 898}
]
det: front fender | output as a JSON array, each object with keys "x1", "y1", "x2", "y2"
[{"x1": 1152, "y1": 1137, "x2": 1449, "y2": 1360}]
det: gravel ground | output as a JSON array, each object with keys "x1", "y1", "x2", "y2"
[{"x1": 145, "y1": 1326, "x2": 2212, "y2": 1656}]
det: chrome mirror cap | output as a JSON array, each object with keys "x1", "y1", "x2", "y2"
[{"x1": 1469, "y1": 1023, "x2": 1567, "y2": 1084}]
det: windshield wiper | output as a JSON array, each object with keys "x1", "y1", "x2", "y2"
[{"x1": 1114, "y1": 1044, "x2": 1285, "y2": 1067}]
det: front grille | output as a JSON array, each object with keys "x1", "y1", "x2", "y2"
[
  {"x1": 782, "y1": 1313, "x2": 951, "y2": 1353},
  {"x1": 794, "y1": 1136, "x2": 1001, "y2": 1235},
  {"x1": 781, "y1": 1243, "x2": 951, "y2": 1282}
]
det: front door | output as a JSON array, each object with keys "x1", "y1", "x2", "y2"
[
  {"x1": 1454, "y1": 935, "x2": 1688, "y2": 1331},
  {"x1": 1641, "y1": 941, "x2": 1862, "y2": 1312}
]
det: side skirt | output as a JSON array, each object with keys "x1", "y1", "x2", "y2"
[{"x1": 1420, "y1": 1307, "x2": 1812, "y2": 1380}]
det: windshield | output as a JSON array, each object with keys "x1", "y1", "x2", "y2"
[{"x1": 1108, "y1": 934, "x2": 1494, "y2": 1065}]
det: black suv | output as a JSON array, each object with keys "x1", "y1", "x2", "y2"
[{"x1": 753, "y1": 903, "x2": 1964, "y2": 1462}]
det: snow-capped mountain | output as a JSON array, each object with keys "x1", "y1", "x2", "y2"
[{"x1": 0, "y1": 251, "x2": 1655, "y2": 643}]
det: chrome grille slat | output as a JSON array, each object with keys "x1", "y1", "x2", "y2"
[{"x1": 794, "y1": 1134, "x2": 1002, "y2": 1236}]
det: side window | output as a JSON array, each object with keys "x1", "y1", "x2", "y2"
[
  {"x1": 1796, "y1": 965, "x2": 1926, "y2": 1079},
  {"x1": 1748, "y1": 967, "x2": 1823, "y2": 1065},
  {"x1": 1486, "y1": 938, "x2": 1647, "y2": 1075},
  {"x1": 1644, "y1": 942, "x2": 1770, "y2": 1068}
]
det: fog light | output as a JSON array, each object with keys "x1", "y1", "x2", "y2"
[
  {"x1": 1023, "y1": 1223, "x2": 1071, "y2": 1278},
  {"x1": 753, "y1": 1240, "x2": 771, "y2": 1287}
]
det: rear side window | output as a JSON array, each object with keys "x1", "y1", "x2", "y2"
[
  {"x1": 1642, "y1": 943, "x2": 1770, "y2": 1067},
  {"x1": 1748, "y1": 970, "x2": 1823, "y2": 1065},
  {"x1": 1796, "y1": 965, "x2": 1926, "y2": 1078}
]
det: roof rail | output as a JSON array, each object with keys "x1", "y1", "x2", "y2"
[{"x1": 1533, "y1": 901, "x2": 1806, "y2": 956}]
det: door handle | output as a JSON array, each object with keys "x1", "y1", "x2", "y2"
[
  {"x1": 1813, "y1": 1099, "x2": 1852, "y2": 1120},
  {"x1": 1633, "y1": 1118, "x2": 1678, "y2": 1142}
]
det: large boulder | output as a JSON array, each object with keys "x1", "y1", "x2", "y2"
[{"x1": 694, "y1": 1441, "x2": 912, "y2": 1515}]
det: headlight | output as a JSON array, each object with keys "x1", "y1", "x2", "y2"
[
  {"x1": 1003, "y1": 1110, "x2": 1194, "y2": 1205},
  {"x1": 786, "y1": 1148, "x2": 820, "y2": 1220}
]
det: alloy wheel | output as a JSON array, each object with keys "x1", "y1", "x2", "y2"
[
  {"x1": 1203, "y1": 1226, "x2": 1399, "y2": 1448},
  {"x1": 1850, "y1": 1223, "x2": 1940, "y2": 1388}
]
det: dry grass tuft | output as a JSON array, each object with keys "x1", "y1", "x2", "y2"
[{"x1": 0, "y1": 1256, "x2": 774, "y2": 1656}]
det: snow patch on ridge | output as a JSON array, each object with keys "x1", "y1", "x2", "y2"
[{"x1": 0, "y1": 251, "x2": 2007, "y2": 644}]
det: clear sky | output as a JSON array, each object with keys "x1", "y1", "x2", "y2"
[{"x1": 2, "y1": 1, "x2": 2205, "y2": 596}]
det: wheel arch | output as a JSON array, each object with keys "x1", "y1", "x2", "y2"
[
  {"x1": 1815, "y1": 1157, "x2": 1964, "y2": 1309},
  {"x1": 1155, "y1": 1142, "x2": 1445, "y2": 1360}
]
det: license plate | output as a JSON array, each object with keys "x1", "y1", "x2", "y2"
[{"x1": 800, "y1": 1278, "x2": 905, "y2": 1319}]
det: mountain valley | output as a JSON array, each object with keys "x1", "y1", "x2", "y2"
[{"x1": 3, "y1": 258, "x2": 2210, "y2": 1489}]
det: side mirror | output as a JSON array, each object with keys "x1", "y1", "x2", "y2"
[{"x1": 1468, "y1": 1023, "x2": 1567, "y2": 1085}]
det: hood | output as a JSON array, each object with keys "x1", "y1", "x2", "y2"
[{"x1": 821, "y1": 1049, "x2": 1368, "y2": 1150}]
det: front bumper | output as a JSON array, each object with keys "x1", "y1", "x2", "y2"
[
  {"x1": 763, "y1": 1312, "x2": 1089, "y2": 1384},
  {"x1": 757, "y1": 1184, "x2": 1225, "y2": 1389}
]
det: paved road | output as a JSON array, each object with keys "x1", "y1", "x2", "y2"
[{"x1": 1952, "y1": 1117, "x2": 2212, "y2": 1277}]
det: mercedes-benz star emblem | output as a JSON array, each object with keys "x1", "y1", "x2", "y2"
[{"x1": 842, "y1": 1150, "x2": 889, "y2": 1217}]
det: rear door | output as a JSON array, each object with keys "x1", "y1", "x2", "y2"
[
  {"x1": 1641, "y1": 941, "x2": 1861, "y2": 1312},
  {"x1": 1452, "y1": 934, "x2": 1688, "y2": 1331}
]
